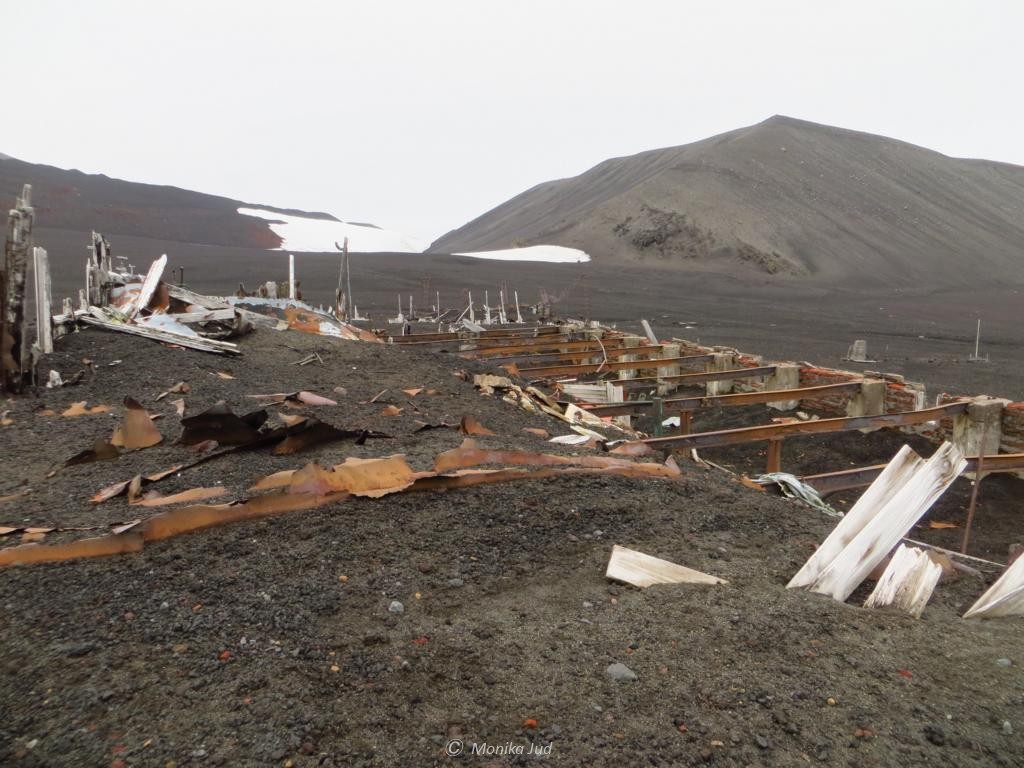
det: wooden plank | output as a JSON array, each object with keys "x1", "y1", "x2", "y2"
[
  {"x1": 478, "y1": 344, "x2": 664, "y2": 365},
  {"x1": 32, "y1": 247, "x2": 53, "y2": 354},
  {"x1": 807, "y1": 442, "x2": 966, "y2": 603},
  {"x1": 788, "y1": 445, "x2": 925, "y2": 589},
  {"x1": 606, "y1": 544, "x2": 726, "y2": 587},
  {"x1": 126, "y1": 254, "x2": 167, "y2": 319},
  {"x1": 963, "y1": 553, "x2": 1024, "y2": 619},
  {"x1": 463, "y1": 337, "x2": 631, "y2": 357},
  {"x1": 80, "y1": 313, "x2": 241, "y2": 355},
  {"x1": 863, "y1": 544, "x2": 943, "y2": 617}
]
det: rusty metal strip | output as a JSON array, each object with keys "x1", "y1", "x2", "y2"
[
  {"x1": 463, "y1": 337, "x2": 632, "y2": 357},
  {"x1": 800, "y1": 452, "x2": 1024, "y2": 495},
  {"x1": 619, "y1": 364, "x2": 778, "y2": 389},
  {"x1": 578, "y1": 381, "x2": 864, "y2": 417},
  {"x1": 476, "y1": 344, "x2": 664, "y2": 365},
  {"x1": 636, "y1": 402, "x2": 969, "y2": 452},
  {"x1": 519, "y1": 354, "x2": 715, "y2": 378}
]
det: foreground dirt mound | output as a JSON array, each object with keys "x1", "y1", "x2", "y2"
[
  {"x1": 430, "y1": 115, "x2": 1024, "y2": 288},
  {"x1": 1, "y1": 328, "x2": 1022, "y2": 766}
]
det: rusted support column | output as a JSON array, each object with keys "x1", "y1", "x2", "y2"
[
  {"x1": 766, "y1": 438, "x2": 783, "y2": 473},
  {"x1": 2, "y1": 184, "x2": 34, "y2": 393},
  {"x1": 678, "y1": 410, "x2": 692, "y2": 435}
]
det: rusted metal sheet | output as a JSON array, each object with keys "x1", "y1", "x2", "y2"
[
  {"x1": 576, "y1": 381, "x2": 863, "y2": 418},
  {"x1": 636, "y1": 402, "x2": 969, "y2": 452},
  {"x1": 229, "y1": 298, "x2": 379, "y2": 342}
]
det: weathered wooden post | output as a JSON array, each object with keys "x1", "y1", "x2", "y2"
[
  {"x1": 2, "y1": 184, "x2": 34, "y2": 393},
  {"x1": 33, "y1": 247, "x2": 53, "y2": 354}
]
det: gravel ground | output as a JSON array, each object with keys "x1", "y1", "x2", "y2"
[{"x1": 1, "y1": 326, "x2": 1022, "y2": 767}]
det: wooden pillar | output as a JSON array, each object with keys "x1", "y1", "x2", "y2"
[
  {"x1": 33, "y1": 247, "x2": 53, "y2": 354},
  {"x1": 2, "y1": 184, "x2": 34, "y2": 393},
  {"x1": 766, "y1": 438, "x2": 783, "y2": 474}
]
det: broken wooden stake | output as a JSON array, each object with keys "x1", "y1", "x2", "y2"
[
  {"x1": 963, "y1": 555, "x2": 1024, "y2": 619},
  {"x1": 606, "y1": 544, "x2": 726, "y2": 587},
  {"x1": 789, "y1": 442, "x2": 965, "y2": 603},
  {"x1": 863, "y1": 544, "x2": 943, "y2": 618}
]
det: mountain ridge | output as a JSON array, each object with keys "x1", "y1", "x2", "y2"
[{"x1": 429, "y1": 116, "x2": 1024, "y2": 287}]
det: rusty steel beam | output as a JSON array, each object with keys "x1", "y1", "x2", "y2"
[
  {"x1": 476, "y1": 344, "x2": 665, "y2": 365},
  {"x1": 635, "y1": 402, "x2": 969, "y2": 452},
  {"x1": 619, "y1": 364, "x2": 777, "y2": 390},
  {"x1": 520, "y1": 354, "x2": 714, "y2": 379},
  {"x1": 799, "y1": 452, "x2": 1024, "y2": 495},
  {"x1": 389, "y1": 327, "x2": 561, "y2": 344},
  {"x1": 463, "y1": 337, "x2": 632, "y2": 358},
  {"x1": 574, "y1": 381, "x2": 863, "y2": 418}
]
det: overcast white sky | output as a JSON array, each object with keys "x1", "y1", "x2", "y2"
[{"x1": 2, "y1": 1, "x2": 1021, "y2": 242}]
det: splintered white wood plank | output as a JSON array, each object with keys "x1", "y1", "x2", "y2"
[
  {"x1": 964, "y1": 554, "x2": 1024, "y2": 619},
  {"x1": 788, "y1": 445, "x2": 924, "y2": 589},
  {"x1": 606, "y1": 544, "x2": 726, "y2": 588},
  {"x1": 864, "y1": 544, "x2": 943, "y2": 618},
  {"x1": 808, "y1": 442, "x2": 965, "y2": 603},
  {"x1": 127, "y1": 254, "x2": 167, "y2": 319}
]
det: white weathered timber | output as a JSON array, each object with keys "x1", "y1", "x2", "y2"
[
  {"x1": 863, "y1": 544, "x2": 943, "y2": 617},
  {"x1": 964, "y1": 554, "x2": 1024, "y2": 619},
  {"x1": 126, "y1": 254, "x2": 167, "y2": 319},
  {"x1": 165, "y1": 285, "x2": 230, "y2": 310},
  {"x1": 805, "y1": 442, "x2": 965, "y2": 603},
  {"x1": 32, "y1": 247, "x2": 53, "y2": 354},
  {"x1": 641, "y1": 319, "x2": 659, "y2": 345},
  {"x1": 288, "y1": 254, "x2": 296, "y2": 300},
  {"x1": 163, "y1": 309, "x2": 237, "y2": 323},
  {"x1": 788, "y1": 445, "x2": 924, "y2": 589},
  {"x1": 606, "y1": 544, "x2": 726, "y2": 588},
  {"x1": 80, "y1": 309, "x2": 240, "y2": 355}
]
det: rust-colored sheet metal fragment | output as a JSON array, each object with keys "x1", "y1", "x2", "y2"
[
  {"x1": 459, "y1": 415, "x2": 495, "y2": 436},
  {"x1": 61, "y1": 402, "x2": 112, "y2": 417},
  {"x1": 179, "y1": 401, "x2": 268, "y2": 446},
  {"x1": 0, "y1": 532, "x2": 145, "y2": 567},
  {"x1": 111, "y1": 397, "x2": 163, "y2": 449},
  {"x1": 131, "y1": 487, "x2": 228, "y2": 507},
  {"x1": 288, "y1": 455, "x2": 417, "y2": 498},
  {"x1": 434, "y1": 439, "x2": 681, "y2": 478},
  {"x1": 65, "y1": 440, "x2": 121, "y2": 467}
]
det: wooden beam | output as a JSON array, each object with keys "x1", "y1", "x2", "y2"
[
  {"x1": 32, "y1": 247, "x2": 53, "y2": 354},
  {"x1": 633, "y1": 402, "x2": 969, "y2": 452},
  {"x1": 766, "y1": 438, "x2": 783, "y2": 473}
]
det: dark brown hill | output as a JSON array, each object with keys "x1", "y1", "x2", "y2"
[
  {"x1": 430, "y1": 116, "x2": 1024, "y2": 287},
  {"x1": 0, "y1": 154, "x2": 337, "y2": 249}
]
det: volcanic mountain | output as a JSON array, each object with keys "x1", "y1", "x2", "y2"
[
  {"x1": 0, "y1": 154, "x2": 425, "y2": 254},
  {"x1": 429, "y1": 116, "x2": 1024, "y2": 287}
]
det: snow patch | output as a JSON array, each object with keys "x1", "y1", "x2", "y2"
[
  {"x1": 454, "y1": 245, "x2": 590, "y2": 264},
  {"x1": 239, "y1": 207, "x2": 428, "y2": 253}
]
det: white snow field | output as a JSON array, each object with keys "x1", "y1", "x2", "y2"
[
  {"x1": 238, "y1": 207, "x2": 428, "y2": 253},
  {"x1": 453, "y1": 245, "x2": 590, "y2": 263}
]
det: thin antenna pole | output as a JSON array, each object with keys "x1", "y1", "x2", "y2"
[{"x1": 974, "y1": 318, "x2": 981, "y2": 359}]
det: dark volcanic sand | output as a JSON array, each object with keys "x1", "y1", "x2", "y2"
[{"x1": 1, "y1": 326, "x2": 1022, "y2": 767}]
